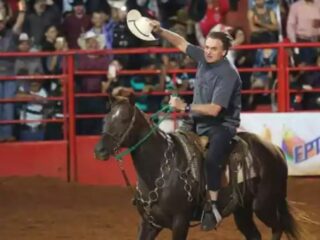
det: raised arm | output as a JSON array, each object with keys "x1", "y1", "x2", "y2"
[
  {"x1": 150, "y1": 20, "x2": 189, "y2": 53},
  {"x1": 12, "y1": 0, "x2": 27, "y2": 34}
]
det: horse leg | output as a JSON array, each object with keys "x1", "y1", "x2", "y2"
[
  {"x1": 171, "y1": 215, "x2": 190, "y2": 240},
  {"x1": 233, "y1": 205, "x2": 261, "y2": 240},
  {"x1": 137, "y1": 219, "x2": 162, "y2": 240},
  {"x1": 253, "y1": 196, "x2": 283, "y2": 240}
]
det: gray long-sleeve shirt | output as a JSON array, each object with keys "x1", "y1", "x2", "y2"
[
  {"x1": 14, "y1": 57, "x2": 43, "y2": 75},
  {"x1": 0, "y1": 29, "x2": 18, "y2": 75}
]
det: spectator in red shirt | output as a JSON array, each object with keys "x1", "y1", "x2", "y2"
[
  {"x1": 62, "y1": 0, "x2": 91, "y2": 49},
  {"x1": 77, "y1": 31, "x2": 109, "y2": 93},
  {"x1": 198, "y1": 0, "x2": 229, "y2": 37},
  {"x1": 76, "y1": 31, "x2": 110, "y2": 135}
]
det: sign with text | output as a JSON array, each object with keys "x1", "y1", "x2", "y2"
[{"x1": 241, "y1": 113, "x2": 320, "y2": 176}]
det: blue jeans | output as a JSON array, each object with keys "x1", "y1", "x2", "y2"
[
  {"x1": 0, "y1": 80, "x2": 17, "y2": 139},
  {"x1": 20, "y1": 128, "x2": 45, "y2": 141},
  {"x1": 204, "y1": 125, "x2": 236, "y2": 191},
  {"x1": 297, "y1": 38, "x2": 318, "y2": 65}
]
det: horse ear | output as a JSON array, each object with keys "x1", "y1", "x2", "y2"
[{"x1": 112, "y1": 87, "x2": 135, "y2": 105}]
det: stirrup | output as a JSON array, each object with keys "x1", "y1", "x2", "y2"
[{"x1": 200, "y1": 204, "x2": 222, "y2": 231}]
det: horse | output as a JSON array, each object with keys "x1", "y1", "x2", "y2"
[{"x1": 94, "y1": 96, "x2": 300, "y2": 240}]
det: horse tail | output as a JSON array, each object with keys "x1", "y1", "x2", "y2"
[{"x1": 279, "y1": 199, "x2": 301, "y2": 240}]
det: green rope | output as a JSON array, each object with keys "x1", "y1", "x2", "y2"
[{"x1": 114, "y1": 104, "x2": 173, "y2": 160}]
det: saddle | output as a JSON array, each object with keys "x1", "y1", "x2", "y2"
[
  {"x1": 173, "y1": 130, "x2": 254, "y2": 217},
  {"x1": 173, "y1": 130, "x2": 250, "y2": 182}
]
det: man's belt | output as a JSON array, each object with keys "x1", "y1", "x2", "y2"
[{"x1": 296, "y1": 35, "x2": 320, "y2": 42}]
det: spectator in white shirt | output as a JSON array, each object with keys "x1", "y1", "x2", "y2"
[{"x1": 16, "y1": 80, "x2": 47, "y2": 141}]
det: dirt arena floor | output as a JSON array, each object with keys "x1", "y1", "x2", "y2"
[{"x1": 0, "y1": 177, "x2": 319, "y2": 240}]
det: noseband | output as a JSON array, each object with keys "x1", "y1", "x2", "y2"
[{"x1": 103, "y1": 105, "x2": 137, "y2": 154}]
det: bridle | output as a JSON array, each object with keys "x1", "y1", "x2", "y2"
[{"x1": 102, "y1": 105, "x2": 137, "y2": 154}]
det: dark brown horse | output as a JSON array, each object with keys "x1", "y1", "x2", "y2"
[{"x1": 94, "y1": 97, "x2": 300, "y2": 240}]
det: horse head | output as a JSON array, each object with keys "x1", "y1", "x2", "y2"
[{"x1": 94, "y1": 93, "x2": 137, "y2": 161}]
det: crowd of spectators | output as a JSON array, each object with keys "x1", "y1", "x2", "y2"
[{"x1": 0, "y1": 0, "x2": 319, "y2": 141}]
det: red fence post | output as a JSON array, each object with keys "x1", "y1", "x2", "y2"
[
  {"x1": 283, "y1": 49, "x2": 290, "y2": 111},
  {"x1": 67, "y1": 54, "x2": 77, "y2": 182},
  {"x1": 62, "y1": 56, "x2": 68, "y2": 140},
  {"x1": 277, "y1": 45, "x2": 287, "y2": 112}
]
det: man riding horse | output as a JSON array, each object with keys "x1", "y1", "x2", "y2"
[
  {"x1": 94, "y1": 10, "x2": 300, "y2": 240},
  {"x1": 148, "y1": 20, "x2": 242, "y2": 230}
]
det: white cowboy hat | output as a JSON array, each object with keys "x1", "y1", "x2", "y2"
[
  {"x1": 77, "y1": 30, "x2": 106, "y2": 50},
  {"x1": 126, "y1": 9, "x2": 156, "y2": 41},
  {"x1": 108, "y1": 0, "x2": 127, "y2": 10}
]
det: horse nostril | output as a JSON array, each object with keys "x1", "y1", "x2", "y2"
[
  {"x1": 94, "y1": 146, "x2": 106, "y2": 160},
  {"x1": 94, "y1": 151, "x2": 109, "y2": 161}
]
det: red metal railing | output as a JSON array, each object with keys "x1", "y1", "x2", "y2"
[{"x1": 1, "y1": 42, "x2": 320, "y2": 181}]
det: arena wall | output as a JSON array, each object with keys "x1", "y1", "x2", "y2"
[
  {"x1": 1, "y1": 113, "x2": 320, "y2": 186},
  {"x1": 0, "y1": 141, "x2": 68, "y2": 180}
]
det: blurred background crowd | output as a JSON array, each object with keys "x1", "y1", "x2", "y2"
[{"x1": 0, "y1": 0, "x2": 319, "y2": 141}]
